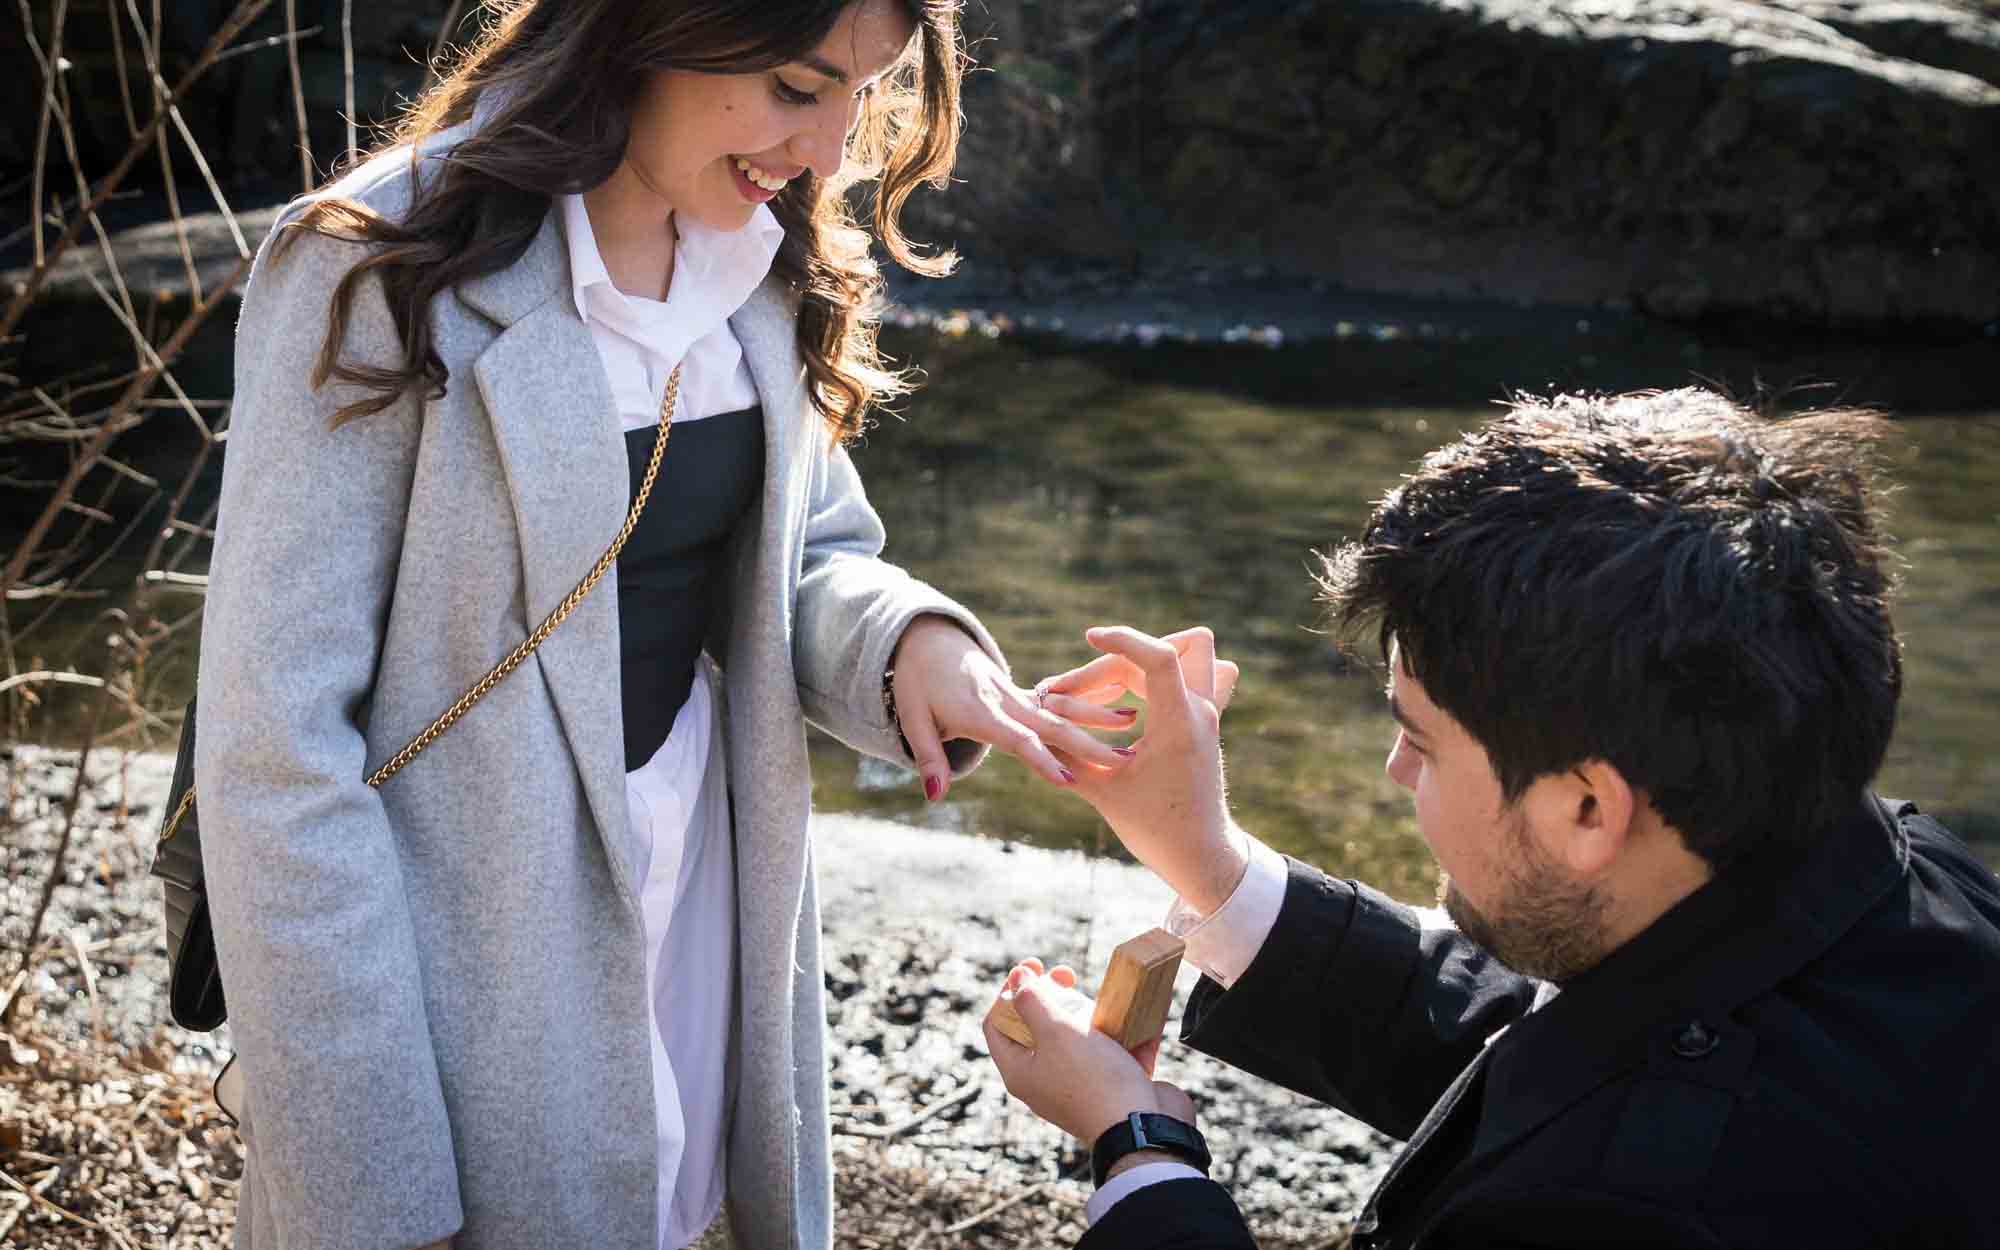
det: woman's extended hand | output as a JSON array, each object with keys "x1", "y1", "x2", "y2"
[
  {"x1": 983, "y1": 957, "x2": 1196, "y2": 1147},
  {"x1": 889, "y1": 615, "x2": 1133, "y2": 801}
]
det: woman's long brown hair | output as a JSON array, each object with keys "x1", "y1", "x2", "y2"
[{"x1": 282, "y1": 0, "x2": 965, "y2": 444}]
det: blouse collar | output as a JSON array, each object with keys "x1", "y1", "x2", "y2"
[{"x1": 559, "y1": 192, "x2": 784, "y2": 359}]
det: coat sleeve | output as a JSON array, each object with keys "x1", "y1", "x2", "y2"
[
  {"x1": 1181, "y1": 857, "x2": 1540, "y2": 1141},
  {"x1": 1076, "y1": 1178, "x2": 1257, "y2": 1249},
  {"x1": 789, "y1": 431, "x2": 1005, "y2": 775},
  {"x1": 192, "y1": 215, "x2": 463, "y2": 1250}
]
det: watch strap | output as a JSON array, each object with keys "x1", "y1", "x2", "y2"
[{"x1": 1091, "y1": 1112, "x2": 1212, "y2": 1188}]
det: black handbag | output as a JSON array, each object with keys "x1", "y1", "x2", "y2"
[
  {"x1": 147, "y1": 366, "x2": 684, "y2": 1030},
  {"x1": 151, "y1": 701, "x2": 227, "y2": 1029}
]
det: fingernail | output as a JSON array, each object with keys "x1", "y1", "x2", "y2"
[
  {"x1": 1059, "y1": 768, "x2": 1077, "y2": 785},
  {"x1": 1004, "y1": 968, "x2": 1026, "y2": 992},
  {"x1": 924, "y1": 774, "x2": 942, "y2": 802},
  {"x1": 1115, "y1": 707, "x2": 1139, "y2": 719},
  {"x1": 1113, "y1": 747, "x2": 1137, "y2": 758}
]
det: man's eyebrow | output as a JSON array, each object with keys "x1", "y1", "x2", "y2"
[
  {"x1": 1388, "y1": 692, "x2": 1425, "y2": 738},
  {"x1": 795, "y1": 54, "x2": 850, "y2": 84}
]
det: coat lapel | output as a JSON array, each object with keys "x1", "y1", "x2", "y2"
[
  {"x1": 1354, "y1": 1043, "x2": 1492, "y2": 1239},
  {"x1": 731, "y1": 274, "x2": 812, "y2": 576},
  {"x1": 459, "y1": 209, "x2": 636, "y2": 904},
  {"x1": 720, "y1": 273, "x2": 809, "y2": 871}
]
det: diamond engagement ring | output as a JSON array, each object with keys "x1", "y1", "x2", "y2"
[{"x1": 1033, "y1": 679, "x2": 1052, "y2": 710}]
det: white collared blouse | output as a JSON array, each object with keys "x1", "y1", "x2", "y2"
[{"x1": 560, "y1": 190, "x2": 786, "y2": 1250}]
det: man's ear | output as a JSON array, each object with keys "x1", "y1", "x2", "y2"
[{"x1": 1529, "y1": 760, "x2": 1636, "y2": 876}]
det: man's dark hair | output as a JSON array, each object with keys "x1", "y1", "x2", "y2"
[{"x1": 1319, "y1": 388, "x2": 1903, "y2": 868}]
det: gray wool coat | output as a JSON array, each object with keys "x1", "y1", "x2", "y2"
[{"x1": 194, "y1": 128, "x2": 1001, "y2": 1250}]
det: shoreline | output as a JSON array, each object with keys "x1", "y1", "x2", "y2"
[{"x1": 1, "y1": 742, "x2": 1394, "y2": 1247}]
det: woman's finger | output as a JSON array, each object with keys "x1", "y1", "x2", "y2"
[
  {"x1": 1012, "y1": 694, "x2": 1135, "y2": 770},
  {"x1": 1048, "y1": 964, "x2": 1079, "y2": 989},
  {"x1": 973, "y1": 706, "x2": 1076, "y2": 787},
  {"x1": 1034, "y1": 688, "x2": 1140, "y2": 731},
  {"x1": 897, "y1": 696, "x2": 951, "y2": 803}
]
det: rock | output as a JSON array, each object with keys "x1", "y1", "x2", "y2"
[{"x1": 1092, "y1": 0, "x2": 2000, "y2": 332}]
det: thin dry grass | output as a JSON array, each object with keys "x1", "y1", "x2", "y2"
[{"x1": 0, "y1": 1013, "x2": 238, "y2": 1250}]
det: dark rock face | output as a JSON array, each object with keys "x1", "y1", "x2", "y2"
[
  {"x1": 1093, "y1": 0, "x2": 2000, "y2": 330},
  {"x1": 10, "y1": 1, "x2": 1998, "y2": 337}
]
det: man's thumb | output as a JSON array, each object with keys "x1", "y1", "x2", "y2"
[{"x1": 1010, "y1": 972, "x2": 1077, "y2": 1032}]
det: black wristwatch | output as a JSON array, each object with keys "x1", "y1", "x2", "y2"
[{"x1": 1090, "y1": 1112, "x2": 1212, "y2": 1188}]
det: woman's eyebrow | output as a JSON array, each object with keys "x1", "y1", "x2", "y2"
[{"x1": 794, "y1": 54, "x2": 850, "y2": 84}]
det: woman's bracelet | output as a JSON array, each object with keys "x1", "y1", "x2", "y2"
[{"x1": 881, "y1": 665, "x2": 914, "y2": 760}]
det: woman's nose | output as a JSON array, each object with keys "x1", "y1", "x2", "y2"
[{"x1": 790, "y1": 95, "x2": 861, "y2": 182}]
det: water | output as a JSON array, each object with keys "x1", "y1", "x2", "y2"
[
  {"x1": 6, "y1": 333, "x2": 1997, "y2": 904},
  {"x1": 810, "y1": 334, "x2": 2000, "y2": 901}
]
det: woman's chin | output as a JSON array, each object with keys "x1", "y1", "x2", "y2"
[{"x1": 683, "y1": 197, "x2": 762, "y2": 235}]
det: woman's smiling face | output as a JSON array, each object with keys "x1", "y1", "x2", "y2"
[{"x1": 621, "y1": 0, "x2": 915, "y2": 231}]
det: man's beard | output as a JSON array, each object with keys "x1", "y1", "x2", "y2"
[{"x1": 1438, "y1": 813, "x2": 1612, "y2": 983}]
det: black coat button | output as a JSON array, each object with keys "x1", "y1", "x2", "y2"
[{"x1": 1672, "y1": 1019, "x2": 1720, "y2": 1059}]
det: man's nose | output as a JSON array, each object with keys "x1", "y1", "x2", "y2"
[{"x1": 1385, "y1": 733, "x2": 1418, "y2": 791}]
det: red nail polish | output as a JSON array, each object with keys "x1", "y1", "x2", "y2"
[
  {"x1": 1060, "y1": 768, "x2": 1077, "y2": 785},
  {"x1": 924, "y1": 775, "x2": 942, "y2": 802},
  {"x1": 1113, "y1": 747, "x2": 1138, "y2": 758},
  {"x1": 1115, "y1": 707, "x2": 1139, "y2": 718}
]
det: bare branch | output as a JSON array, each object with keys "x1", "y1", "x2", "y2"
[
  {"x1": 285, "y1": 0, "x2": 314, "y2": 193},
  {"x1": 213, "y1": 24, "x2": 322, "y2": 65},
  {"x1": 26, "y1": 0, "x2": 71, "y2": 271},
  {"x1": 79, "y1": 269, "x2": 214, "y2": 441},
  {"x1": 431, "y1": 0, "x2": 467, "y2": 77},
  {"x1": 119, "y1": 0, "x2": 251, "y2": 260},
  {"x1": 0, "y1": 250, "x2": 251, "y2": 607},
  {"x1": 0, "y1": 0, "x2": 274, "y2": 342},
  {"x1": 105, "y1": 0, "x2": 139, "y2": 140},
  {"x1": 343, "y1": 0, "x2": 358, "y2": 162}
]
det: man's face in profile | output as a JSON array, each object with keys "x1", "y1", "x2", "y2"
[{"x1": 1385, "y1": 659, "x2": 1610, "y2": 981}]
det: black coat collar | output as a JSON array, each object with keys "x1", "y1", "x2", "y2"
[{"x1": 1463, "y1": 795, "x2": 1912, "y2": 1172}]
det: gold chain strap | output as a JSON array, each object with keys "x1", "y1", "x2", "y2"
[{"x1": 160, "y1": 365, "x2": 682, "y2": 844}]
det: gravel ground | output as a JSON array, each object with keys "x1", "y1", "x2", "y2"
[{"x1": 2, "y1": 744, "x2": 1394, "y2": 1248}]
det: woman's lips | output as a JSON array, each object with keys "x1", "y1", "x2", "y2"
[{"x1": 731, "y1": 156, "x2": 789, "y2": 204}]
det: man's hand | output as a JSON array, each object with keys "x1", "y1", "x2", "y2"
[
  {"x1": 983, "y1": 959, "x2": 1196, "y2": 1147},
  {"x1": 1036, "y1": 626, "x2": 1249, "y2": 914}
]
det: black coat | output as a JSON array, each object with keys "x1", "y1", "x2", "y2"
[{"x1": 1079, "y1": 798, "x2": 2000, "y2": 1250}]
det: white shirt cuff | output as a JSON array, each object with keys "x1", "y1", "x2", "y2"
[
  {"x1": 1163, "y1": 836, "x2": 1288, "y2": 990},
  {"x1": 1084, "y1": 1160, "x2": 1208, "y2": 1226}
]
